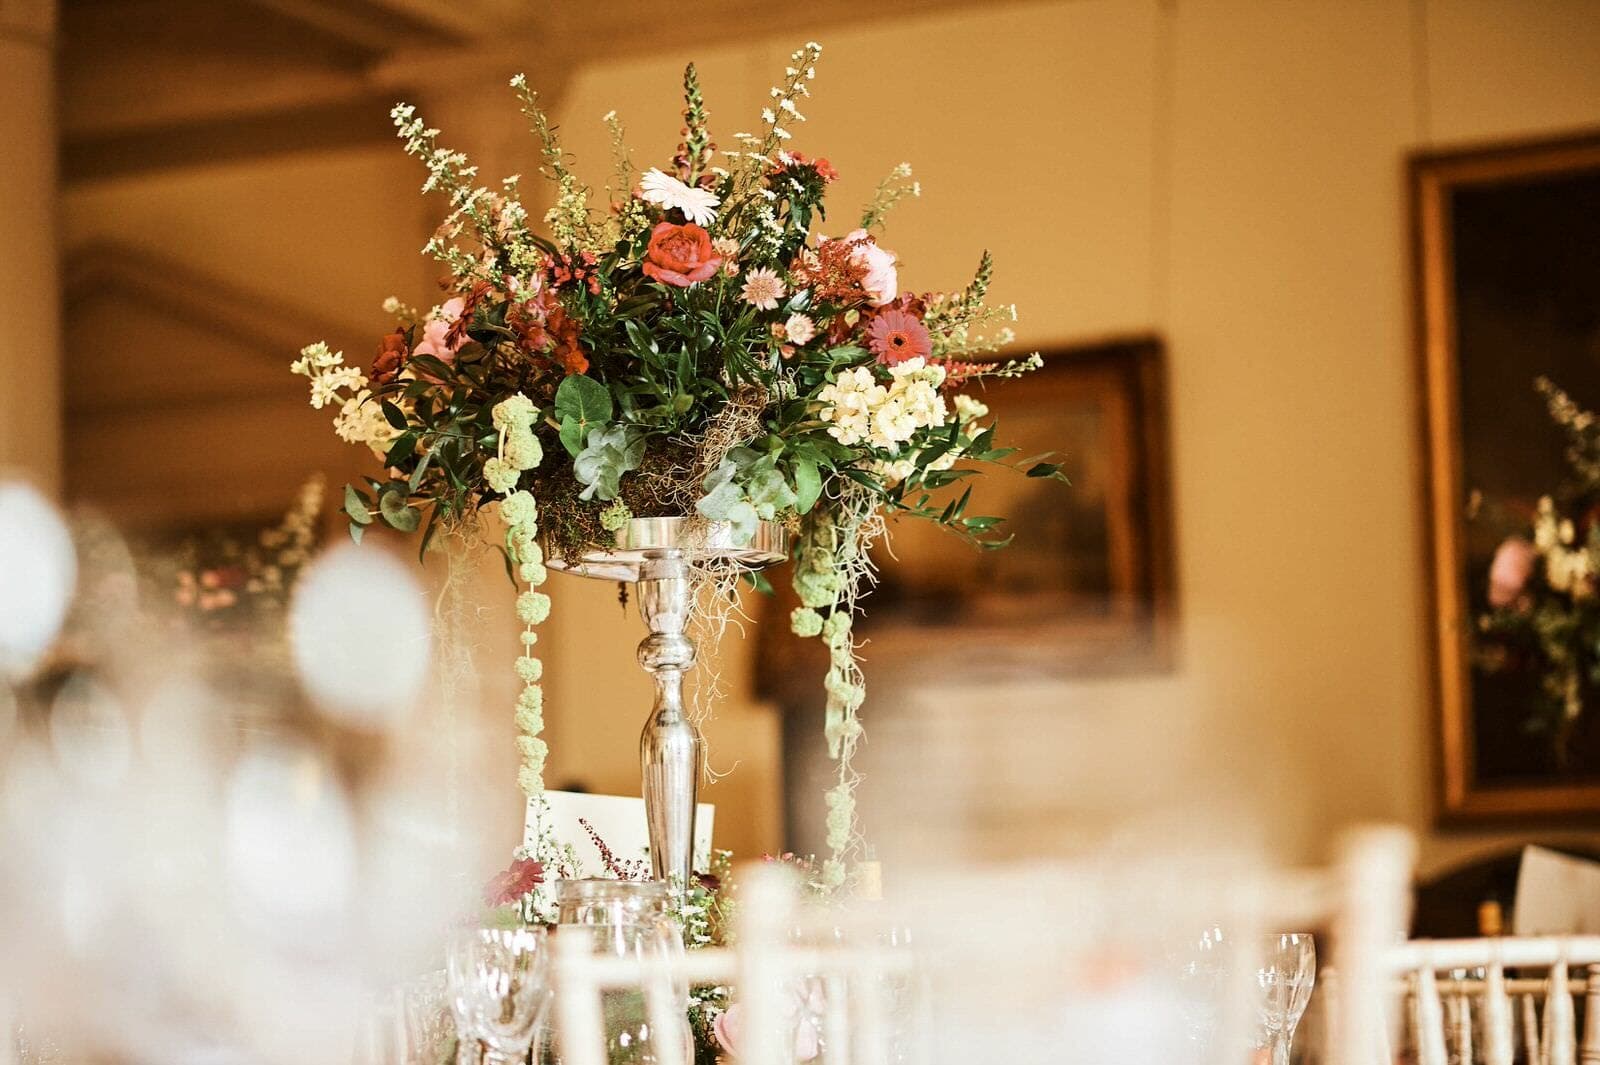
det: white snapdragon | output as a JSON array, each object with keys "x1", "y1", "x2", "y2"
[
  {"x1": 886, "y1": 357, "x2": 949, "y2": 436},
  {"x1": 897, "y1": 379, "x2": 947, "y2": 429},
  {"x1": 869, "y1": 397, "x2": 918, "y2": 449},
  {"x1": 817, "y1": 367, "x2": 885, "y2": 447},
  {"x1": 869, "y1": 457, "x2": 917, "y2": 485},
  {"x1": 292, "y1": 343, "x2": 399, "y2": 456},
  {"x1": 818, "y1": 358, "x2": 950, "y2": 450},
  {"x1": 332, "y1": 389, "x2": 395, "y2": 450},
  {"x1": 954, "y1": 394, "x2": 990, "y2": 422},
  {"x1": 309, "y1": 366, "x2": 364, "y2": 409}
]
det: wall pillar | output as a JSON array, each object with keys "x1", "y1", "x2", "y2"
[{"x1": 0, "y1": 0, "x2": 60, "y2": 496}]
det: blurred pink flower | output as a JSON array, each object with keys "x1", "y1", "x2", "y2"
[
  {"x1": 482, "y1": 857, "x2": 544, "y2": 907},
  {"x1": 413, "y1": 297, "x2": 466, "y2": 361},
  {"x1": 1488, "y1": 536, "x2": 1537, "y2": 608},
  {"x1": 843, "y1": 228, "x2": 898, "y2": 306},
  {"x1": 712, "y1": 997, "x2": 820, "y2": 1062}
]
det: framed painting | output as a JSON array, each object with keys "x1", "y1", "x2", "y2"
[
  {"x1": 758, "y1": 334, "x2": 1175, "y2": 692},
  {"x1": 756, "y1": 335, "x2": 1176, "y2": 848},
  {"x1": 1414, "y1": 130, "x2": 1600, "y2": 821}
]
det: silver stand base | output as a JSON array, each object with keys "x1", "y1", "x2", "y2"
[{"x1": 547, "y1": 517, "x2": 787, "y2": 884}]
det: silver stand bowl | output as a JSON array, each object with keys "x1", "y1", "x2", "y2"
[{"x1": 546, "y1": 517, "x2": 787, "y2": 884}]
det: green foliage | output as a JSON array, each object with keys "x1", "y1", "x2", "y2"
[
  {"x1": 696, "y1": 447, "x2": 798, "y2": 543},
  {"x1": 555, "y1": 374, "x2": 614, "y2": 457},
  {"x1": 573, "y1": 425, "x2": 645, "y2": 501}
]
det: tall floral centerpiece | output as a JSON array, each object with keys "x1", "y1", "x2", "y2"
[{"x1": 292, "y1": 43, "x2": 1062, "y2": 892}]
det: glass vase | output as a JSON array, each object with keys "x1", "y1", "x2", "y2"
[{"x1": 537, "y1": 879, "x2": 693, "y2": 1065}]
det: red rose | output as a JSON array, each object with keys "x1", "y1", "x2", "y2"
[
  {"x1": 483, "y1": 857, "x2": 545, "y2": 907},
  {"x1": 642, "y1": 222, "x2": 722, "y2": 287}
]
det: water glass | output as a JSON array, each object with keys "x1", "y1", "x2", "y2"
[
  {"x1": 1255, "y1": 933, "x2": 1316, "y2": 1065},
  {"x1": 538, "y1": 879, "x2": 692, "y2": 1065},
  {"x1": 447, "y1": 926, "x2": 552, "y2": 1065}
]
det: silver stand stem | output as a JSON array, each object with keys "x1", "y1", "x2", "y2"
[{"x1": 635, "y1": 549, "x2": 703, "y2": 885}]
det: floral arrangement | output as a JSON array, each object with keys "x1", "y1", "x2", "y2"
[
  {"x1": 163, "y1": 475, "x2": 325, "y2": 629},
  {"x1": 292, "y1": 42, "x2": 1061, "y2": 887},
  {"x1": 1478, "y1": 377, "x2": 1600, "y2": 763}
]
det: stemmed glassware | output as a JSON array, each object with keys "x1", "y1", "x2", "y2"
[
  {"x1": 1255, "y1": 933, "x2": 1316, "y2": 1065},
  {"x1": 446, "y1": 926, "x2": 553, "y2": 1065}
]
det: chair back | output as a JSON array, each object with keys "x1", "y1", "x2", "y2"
[{"x1": 1383, "y1": 936, "x2": 1600, "y2": 1065}]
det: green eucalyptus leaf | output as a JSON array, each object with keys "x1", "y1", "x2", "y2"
[
  {"x1": 343, "y1": 485, "x2": 373, "y2": 525},
  {"x1": 725, "y1": 499, "x2": 758, "y2": 544},
  {"x1": 348, "y1": 521, "x2": 365, "y2": 544},
  {"x1": 379, "y1": 491, "x2": 421, "y2": 532},
  {"x1": 620, "y1": 427, "x2": 647, "y2": 469},
  {"x1": 794, "y1": 458, "x2": 822, "y2": 514}
]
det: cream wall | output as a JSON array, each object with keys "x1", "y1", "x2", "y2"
[
  {"x1": 545, "y1": 0, "x2": 1600, "y2": 874},
  {"x1": 56, "y1": 0, "x2": 1600, "y2": 876}
]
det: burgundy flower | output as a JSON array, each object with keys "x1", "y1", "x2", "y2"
[
  {"x1": 371, "y1": 329, "x2": 408, "y2": 385},
  {"x1": 483, "y1": 857, "x2": 544, "y2": 907},
  {"x1": 549, "y1": 251, "x2": 602, "y2": 295}
]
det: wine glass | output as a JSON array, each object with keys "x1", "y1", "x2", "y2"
[
  {"x1": 446, "y1": 926, "x2": 552, "y2": 1065},
  {"x1": 1255, "y1": 933, "x2": 1316, "y2": 1065},
  {"x1": 1176, "y1": 925, "x2": 1233, "y2": 1054}
]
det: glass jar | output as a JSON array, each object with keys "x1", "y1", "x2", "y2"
[{"x1": 538, "y1": 879, "x2": 692, "y2": 1065}]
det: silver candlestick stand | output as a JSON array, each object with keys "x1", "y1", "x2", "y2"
[{"x1": 546, "y1": 517, "x2": 787, "y2": 885}]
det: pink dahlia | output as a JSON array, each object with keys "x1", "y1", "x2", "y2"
[{"x1": 866, "y1": 308, "x2": 932, "y2": 365}]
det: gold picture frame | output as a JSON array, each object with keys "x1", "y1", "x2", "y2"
[{"x1": 1413, "y1": 130, "x2": 1600, "y2": 821}]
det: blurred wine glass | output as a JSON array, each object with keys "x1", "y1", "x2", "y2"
[
  {"x1": 1255, "y1": 933, "x2": 1315, "y2": 1065},
  {"x1": 1176, "y1": 925, "x2": 1233, "y2": 1054},
  {"x1": 446, "y1": 926, "x2": 551, "y2": 1065}
]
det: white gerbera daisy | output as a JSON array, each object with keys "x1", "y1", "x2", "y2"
[{"x1": 637, "y1": 168, "x2": 720, "y2": 226}]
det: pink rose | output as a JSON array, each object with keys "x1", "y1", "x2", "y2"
[
  {"x1": 1488, "y1": 536, "x2": 1537, "y2": 608},
  {"x1": 712, "y1": 998, "x2": 820, "y2": 1062},
  {"x1": 844, "y1": 228, "x2": 898, "y2": 306},
  {"x1": 412, "y1": 297, "x2": 466, "y2": 361}
]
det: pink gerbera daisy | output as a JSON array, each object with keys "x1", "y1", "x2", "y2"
[{"x1": 865, "y1": 308, "x2": 932, "y2": 365}]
